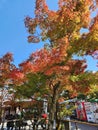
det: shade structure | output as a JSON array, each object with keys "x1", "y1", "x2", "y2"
[{"x1": 2, "y1": 98, "x2": 43, "y2": 108}]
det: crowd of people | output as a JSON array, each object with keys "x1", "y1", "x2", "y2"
[
  {"x1": 5, "y1": 107, "x2": 27, "y2": 130},
  {"x1": 4, "y1": 107, "x2": 48, "y2": 130}
]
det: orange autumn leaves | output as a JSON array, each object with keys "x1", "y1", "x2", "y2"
[
  {"x1": 6, "y1": 45, "x2": 69, "y2": 85},
  {"x1": 19, "y1": 44, "x2": 69, "y2": 75},
  {"x1": 25, "y1": 0, "x2": 98, "y2": 44},
  {"x1": 0, "y1": 53, "x2": 24, "y2": 84},
  {"x1": 9, "y1": 69, "x2": 24, "y2": 83},
  {"x1": 0, "y1": 53, "x2": 15, "y2": 85}
]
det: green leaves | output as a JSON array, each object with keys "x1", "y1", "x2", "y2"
[
  {"x1": 14, "y1": 72, "x2": 49, "y2": 99},
  {"x1": 70, "y1": 71, "x2": 98, "y2": 85}
]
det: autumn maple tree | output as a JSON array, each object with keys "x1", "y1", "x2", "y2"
[
  {"x1": 0, "y1": 53, "x2": 17, "y2": 128},
  {"x1": 18, "y1": 48, "x2": 97, "y2": 129},
  {"x1": 9, "y1": 0, "x2": 98, "y2": 130}
]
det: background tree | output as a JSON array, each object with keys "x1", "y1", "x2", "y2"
[{"x1": 0, "y1": 53, "x2": 16, "y2": 129}]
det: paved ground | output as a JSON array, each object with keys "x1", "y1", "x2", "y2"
[{"x1": 71, "y1": 122, "x2": 98, "y2": 130}]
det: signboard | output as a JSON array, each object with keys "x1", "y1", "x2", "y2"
[
  {"x1": 76, "y1": 102, "x2": 87, "y2": 121},
  {"x1": 84, "y1": 102, "x2": 96, "y2": 123},
  {"x1": 93, "y1": 103, "x2": 98, "y2": 123}
]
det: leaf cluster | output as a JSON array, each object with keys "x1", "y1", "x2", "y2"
[{"x1": 13, "y1": 73, "x2": 49, "y2": 99}]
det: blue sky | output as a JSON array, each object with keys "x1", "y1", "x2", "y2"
[{"x1": 0, "y1": 0, "x2": 98, "y2": 71}]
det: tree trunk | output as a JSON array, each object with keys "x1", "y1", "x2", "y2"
[
  {"x1": 64, "y1": 120, "x2": 70, "y2": 130},
  {"x1": 48, "y1": 81, "x2": 60, "y2": 130},
  {"x1": 0, "y1": 87, "x2": 5, "y2": 130},
  {"x1": 1, "y1": 109, "x2": 5, "y2": 130},
  {"x1": 48, "y1": 97, "x2": 57, "y2": 130}
]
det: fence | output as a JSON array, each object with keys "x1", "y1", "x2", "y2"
[{"x1": 62, "y1": 119, "x2": 98, "y2": 130}]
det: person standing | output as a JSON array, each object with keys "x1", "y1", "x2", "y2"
[{"x1": 6, "y1": 114, "x2": 14, "y2": 130}]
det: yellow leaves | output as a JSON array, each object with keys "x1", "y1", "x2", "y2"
[
  {"x1": 88, "y1": 85, "x2": 98, "y2": 98},
  {"x1": 70, "y1": 75, "x2": 79, "y2": 82},
  {"x1": 71, "y1": 32, "x2": 80, "y2": 42},
  {"x1": 60, "y1": 18, "x2": 63, "y2": 23},
  {"x1": 89, "y1": 85, "x2": 98, "y2": 93},
  {"x1": 84, "y1": 30, "x2": 98, "y2": 51},
  {"x1": 75, "y1": 16, "x2": 81, "y2": 24},
  {"x1": 65, "y1": 85, "x2": 73, "y2": 92},
  {"x1": 92, "y1": 32, "x2": 98, "y2": 42}
]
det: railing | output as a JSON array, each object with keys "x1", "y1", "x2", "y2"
[
  {"x1": 69, "y1": 119, "x2": 98, "y2": 127},
  {"x1": 62, "y1": 119, "x2": 98, "y2": 130}
]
